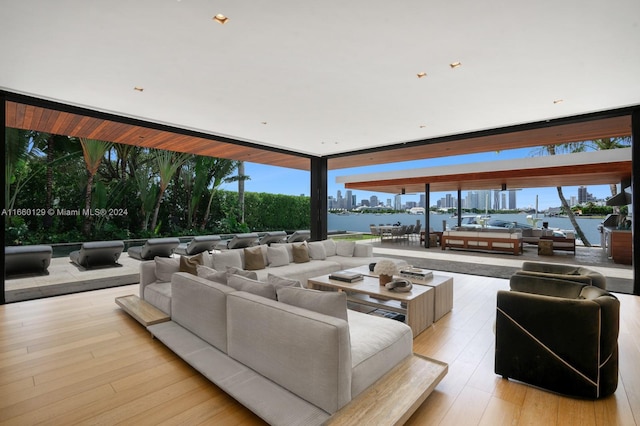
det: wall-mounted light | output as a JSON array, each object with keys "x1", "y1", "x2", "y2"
[
  {"x1": 213, "y1": 14, "x2": 229, "y2": 24},
  {"x1": 401, "y1": 188, "x2": 406, "y2": 195},
  {"x1": 501, "y1": 183, "x2": 507, "y2": 191}
]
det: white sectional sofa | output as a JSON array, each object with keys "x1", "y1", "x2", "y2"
[
  {"x1": 140, "y1": 239, "x2": 405, "y2": 315},
  {"x1": 148, "y1": 272, "x2": 414, "y2": 425}
]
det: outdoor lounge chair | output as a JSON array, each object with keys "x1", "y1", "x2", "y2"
[
  {"x1": 127, "y1": 237, "x2": 180, "y2": 260},
  {"x1": 257, "y1": 231, "x2": 288, "y2": 246},
  {"x1": 286, "y1": 230, "x2": 310, "y2": 243},
  {"x1": 5, "y1": 244, "x2": 53, "y2": 275},
  {"x1": 216, "y1": 233, "x2": 260, "y2": 250},
  {"x1": 69, "y1": 240, "x2": 125, "y2": 269},
  {"x1": 174, "y1": 235, "x2": 221, "y2": 256}
]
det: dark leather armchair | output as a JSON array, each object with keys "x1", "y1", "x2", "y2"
[{"x1": 495, "y1": 273, "x2": 619, "y2": 399}]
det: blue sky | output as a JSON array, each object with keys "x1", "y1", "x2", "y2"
[{"x1": 219, "y1": 147, "x2": 616, "y2": 211}]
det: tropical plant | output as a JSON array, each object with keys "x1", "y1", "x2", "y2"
[
  {"x1": 79, "y1": 138, "x2": 113, "y2": 235},
  {"x1": 149, "y1": 149, "x2": 190, "y2": 231}
]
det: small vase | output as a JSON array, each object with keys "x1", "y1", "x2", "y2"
[{"x1": 379, "y1": 274, "x2": 393, "y2": 286}]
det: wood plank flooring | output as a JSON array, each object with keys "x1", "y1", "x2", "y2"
[{"x1": 1, "y1": 274, "x2": 638, "y2": 425}]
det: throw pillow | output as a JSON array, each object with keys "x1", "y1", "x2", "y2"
[
  {"x1": 227, "y1": 274, "x2": 277, "y2": 300},
  {"x1": 244, "y1": 246, "x2": 266, "y2": 270},
  {"x1": 276, "y1": 287, "x2": 348, "y2": 321},
  {"x1": 212, "y1": 250, "x2": 243, "y2": 271},
  {"x1": 267, "y1": 245, "x2": 290, "y2": 267},
  {"x1": 267, "y1": 273, "x2": 302, "y2": 289},
  {"x1": 271, "y1": 243, "x2": 294, "y2": 262},
  {"x1": 226, "y1": 266, "x2": 258, "y2": 281},
  {"x1": 154, "y1": 256, "x2": 180, "y2": 282},
  {"x1": 292, "y1": 243, "x2": 310, "y2": 263},
  {"x1": 307, "y1": 241, "x2": 327, "y2": 260},
  {"x1": 353, "y1": 244, "x2": 371, "y2": 258},
  {"x1": 321, "y1": 239, "x2": 337, "y2": 257},
  {"x1": 196, "y1": 264, "x2": 227, "y2": 284},
  {"x1": 179, "y1": 252, "x2": 204, "y2": 275},
  {"x1": 336, "y1": 240, "x2": 355, "y2": 257}
]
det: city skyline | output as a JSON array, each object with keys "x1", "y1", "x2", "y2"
[{"x1": 219, "y1": 147, "x2": 620, "y2": 210}]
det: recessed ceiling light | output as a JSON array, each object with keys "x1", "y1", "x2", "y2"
[
  {"x1": 553, "y1": 99, "x2": 564, "y2": 104},
  {"x1": 213, "y1": 14, "x2": 229, "y2": 24},
  {"x1": 133, "y1": 86, "x2": 144, "y2": 92},
  {"x1": 419, "y1": 125, "x2": 427, "y2": 128},
  {"x1": 449, "y1": 62, "x2": 462, "y2": 69},
  {"x1": 261, "y1": 121, "x2": 267, "y2": 125},
  {"x1": 416, "y1": 72, "x2": 427, "y2": 78}
]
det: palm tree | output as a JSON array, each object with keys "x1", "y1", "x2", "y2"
[
  {"x1": 200, "y1": 159, "x2": 242, "y2": 230},
  {"x1": 585, "y1": 137, "x2": 632, "y2": 199},
  {"x1": 149, "y1": 149, "x2": 190, "y2": 232},
  {"x1": 79, "y1": 138, "x2": 113, "y2": 235},
  {"x1": 238, "y1": 161, "x2": 246, "y2": 224}
]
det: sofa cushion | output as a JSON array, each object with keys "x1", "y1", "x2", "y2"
[
  {"x1": 277, "y1": 286, "x2": 347, "y2": 321},
  {"x1": 196, "y1": 265, "x2": 227, "y2": 284},
  {"x1": 226, "y1": 266, "x2": 258, "y2": 281},
  {"x1": 143, "y1": 281, "x2": 172, "y2": 315},
  {"x1": 244, "y1": 246, "x2": 266, "y2": 270},
  {"x1": 212, "y1": 250, "x2": 243, "y2": 271},
  {"x1": 322, "y1": 239, "x2": 337, "y2": 256},
  {"x1": 335, "y1": 241, "x2": 355, "y2": 257},
  {"x1": 308, "y1": 241, "x2": 327, "y2": 260},
  {"x1": 227, "y1": 274, "x2": 277, "y2": 300},
  {"x1": 272, "y1": 243, "x2": 294, "y2": 262},
  {"x1": 353, "y1": 244, "x2": 372, "y2": 258},
  {"x1": 347, "y1": 310, "x2": 413, "y2": 397},
  {"x1": 179, "y1": 252, "x2": 205, "y2": 275},
  {"x1": 155, "y1": 256, "x2": 180, "y2": 282},
  {"x1": 268, "y1": 245, "x2": 290, "y2": 266},
  {"x1": 268, "y1": 273, "x2": 302, "y2": 289},
  {"x1": 292, "y1": 243, "x2": 310, "y2": 263}
]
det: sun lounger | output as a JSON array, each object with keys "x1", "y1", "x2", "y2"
[
  {"x1": 286, "y1": 230, "x2": 311, "y2": 243},
  {"x1": 174, "y1": 235, "x2": 221, "y2": 256},
  {"x1": 216, "y1": 233, "x2": 259, "y2": 250},
  {"x1": 127, "y1": 237, "x2": 180, "y2": 260},
  {"x1": 69, "y1": 240, "x2": 125, "y2": 268},
  {"x1": 5, "y1": 245, "x2": 53, "y2": 275},
  {"x1": 257, "y1": 231, "x2": 288, "y2": 246}
]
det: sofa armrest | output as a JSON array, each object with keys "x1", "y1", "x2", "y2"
[
  {"x1": 510, "y1": 273, "x2": 588, "y2": 298},
  {"x1": 139, "y1": 260, "x2": 158, "y2": 296}
]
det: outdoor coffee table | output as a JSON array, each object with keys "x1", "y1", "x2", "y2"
[
  {"x1": 347, "y1": 265, "x2": 454, "y2": 323},
  {"x1": 307, "y1": 274, "x2": 434, "y2": 337}
]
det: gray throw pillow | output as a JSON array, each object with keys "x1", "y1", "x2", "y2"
[
  {"x1": 307, "y1": 241, "x2": 327, "y2": 260},
  {"x1": 267, "y1": 245, "x2": 290, "y2": 267},
  {"x1": 227, "y1": 274, "x2": 277, "y2": 300},
  {"x1": 276, "y1": 287, "x2": 348, "y2": 321},
  {"x1": 267, "y1": 273, "x2": 302, "y2": 289},
  {"x1": 196, "y1": 264, "x2": 227, "y2": 284},
  {"x1": 335, "y1": 240, "x2": 355, "y2": 257},
  {"x1": 154, "y1": 256, "x2": 180, "y2": 282}
]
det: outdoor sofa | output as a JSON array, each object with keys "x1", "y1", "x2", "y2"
[
  {"x1": 5, "y1": 244, "x2": 53, "y2": 275},
  {"x1": 143, "y1": 239, "x2": 427, "y2": 425},
  {"x1": 441, "y1": 228, "x2": 523, "y2": 255},
  {"x1": 69, "y1": 240, "x2": 124, "y2": 269}
]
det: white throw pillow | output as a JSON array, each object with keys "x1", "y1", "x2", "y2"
[
  {"x1": 353, "y1": 244, "x2": 372, "y2": 257},
  {"x1": 196, "y1": 264, "x2": 227, "y2": 284},
  {"x1": 307, "y1": 241, "x2": 327, "y2": 260},
  {"x1": 267, "y1": 245, "x2": 290, "y2": 267},
  {"x1": 276, "y1": 286, "x2": 348, "y2": 321},
  {"x1": 321, "y1": 239, "x2": 337, "y2": 256},
  {"x1": 335, "y1": 240, "x2": 355, "y2": 257},
  {"x1": 154, "y1": 256, "x2": 180, "y2": 282},
  {"x1": 227, "y1": 274, "x2": 277, "y2": 300},
  {"x1": 267, "y1": 273, "x2": 302, "y2": 289},
  {"x1": 212, "y1": 250, "x2": 242, "y2": 271}
]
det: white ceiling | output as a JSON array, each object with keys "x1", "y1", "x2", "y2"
[{"x1": 2, "y1": 0, "x2": 639, "y2": 157}]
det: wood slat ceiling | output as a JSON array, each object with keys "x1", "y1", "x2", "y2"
[{"x1": 5, "y1": 101, "x2": 633, "y2": 174}]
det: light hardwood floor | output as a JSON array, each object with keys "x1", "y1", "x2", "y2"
[{"x1": 1, "y1": 274, "x2": 638, "y2": 425}]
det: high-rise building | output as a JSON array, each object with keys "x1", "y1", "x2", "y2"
[
  {"x1": 508, "y1": 190, "x2": 517, "y2": 210},
  {"x1": 345, "y1": 190, "x2": 353, "y2": 210},
  {"x1": 370, "y1": 195, "x2": 379, "y2": 207},
  {"x1": 394, "y1": 194, "x2": 402, "y2": 210}
]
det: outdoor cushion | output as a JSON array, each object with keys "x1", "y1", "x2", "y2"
[
  {"x1": 257, "y1": 231, "x2": 288, "y2": 246},
  {"x1": 69, "y1": 240, "x2": 124, "y2": 268},
  {"x1": 127, "y1": 237, "x2": 180, "y2": 260},
  {"x1": 286, "y1": 230, "x2": 310, "y2": 243}
]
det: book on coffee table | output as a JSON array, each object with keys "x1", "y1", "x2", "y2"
[
  {"x1": 399, "y1": 267, "x2": 433, "y2": 281},
  {"x1": 329, "y1": 271, "x2": 364, "y2": 283}
]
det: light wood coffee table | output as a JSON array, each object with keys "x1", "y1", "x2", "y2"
[
  {"x1": 348, "y1": 265, "x2": 454, "y2": 323},
  {"x1": 307, "y1": 274, "x2": 434, "y2": 337}
]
